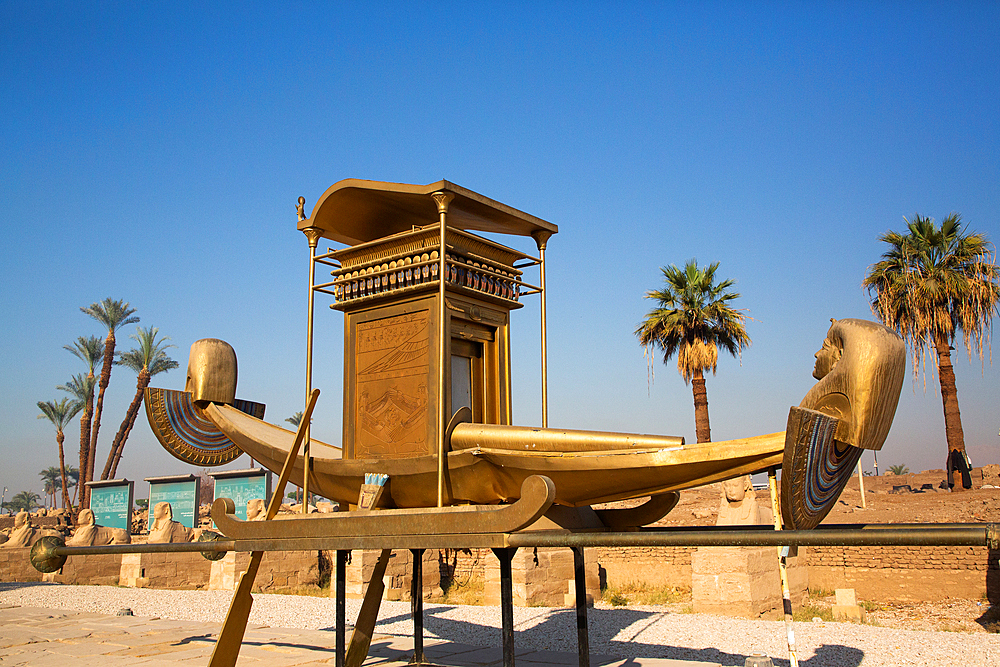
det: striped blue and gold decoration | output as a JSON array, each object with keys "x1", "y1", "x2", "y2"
[
  {"x1": 144, "y1": 387, "x2": 265, "y2": 466},
  {"x1": 780, "y1": 406, "x2": 860, "y2": 530}
]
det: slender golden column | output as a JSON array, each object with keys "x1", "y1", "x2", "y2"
[
  {"x1": 531, "y1": 230, "x2": 552, "y2": 428},
  {"x1": 432, "y1": 191, "x2": 454, "y2": 507},
  {"x1": 301, "y1": 216, "x2": 323, "y2": 514}
]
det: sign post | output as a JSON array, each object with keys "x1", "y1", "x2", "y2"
[
  {"x1": 86, "y1": 479, "x2": 134, "y2": 533},
  {"x1": 146, "y1": 474, "x2": 200, "y2": 530},
  {"x1": 209, "y1": 469, "x2": 272, "y2": 522}
]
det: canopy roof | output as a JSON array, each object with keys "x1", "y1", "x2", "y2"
[{"x1": 300, "y1": 179, "x2": 557, "y2": 246}]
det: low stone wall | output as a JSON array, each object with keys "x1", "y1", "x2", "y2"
[
  {"x1": 209, "y1": 550, "x2": 329, "y2": 592},
  {"x1": 44, "y1": 553, "x2": 122, "y2": 586},
  {"x1": 592, "y1": 546, "x2": 693, "y2": 589},
  {"x1": 806, "y1": 545, "x2": 999, "y2": 603},
  {"x1": 0, "y1": 548, "x2": 43, "y2": 583},
  {"x1": 0, "y1": 515, "x2": 68, "y2": 531},
  {"x1": 4, "y1": 542, "x2": 996, "y2": 607},
  {"x1": 120, "y1": 552, "x2": 213, "y2": 589}
]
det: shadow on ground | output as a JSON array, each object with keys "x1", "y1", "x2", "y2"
[{"x1": 347, "y1": 606, "x2": 864, "y2": 667}]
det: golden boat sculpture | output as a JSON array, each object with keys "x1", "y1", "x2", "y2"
[{"x1": 145, "y1": 179, "x2": 906, "y2": 532}]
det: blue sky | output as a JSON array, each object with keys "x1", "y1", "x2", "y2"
[{"x1": 2, "y1": 1, "x2": 997, "y2": 503}]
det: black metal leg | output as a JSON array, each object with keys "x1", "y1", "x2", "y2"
[
  {"x1": 336, "y1": 550, "x2": 347, "y2": 667},
  {"x1": 492, "y1": 547, "x2": 517, "y2": 667},
  {"x1": 410, "y1": 549, "x2": 424, "y2": 664},
  {"x1": 572, "y1": 547, "x2": 590, "y2": 667}
]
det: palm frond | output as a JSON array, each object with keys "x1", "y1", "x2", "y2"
[
  {"x1": 635, "y1": 259, "x2": 751, "y2": 384},
  {"x1": 64, "y1": 336, "x2": 105, "y2": 373},
  {"x1": 81, "y1": 298, "x2": 140, "y2": 332}
]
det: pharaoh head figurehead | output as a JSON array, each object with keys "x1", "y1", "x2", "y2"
[
  {"x1": 185, "y1": 339, "x2": 238, "y2": 406},
  {"x1": 801, "y1": 318, "x2": 905, "y2": 451},
  {"x1": 77, "y1": 509, "x2": 95, "y2": 526}
]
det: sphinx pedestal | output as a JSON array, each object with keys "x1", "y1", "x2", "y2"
[
  {"x1": 334, "y1": 549, "x2": 442, "y2": 601},
  {"x1": 485, "y1": 547, "x2": 600, "y2": 608},
  {"x1": 691, "y1": 546, "x2": 807, "y2": 620}
]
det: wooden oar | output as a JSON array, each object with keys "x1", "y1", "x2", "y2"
[
  {"x1": 209, "y1": 388, "x2": 320, "y2": 667},
  {"x1": 345, "y1": 548, "x2": 393, "y2": 667}
]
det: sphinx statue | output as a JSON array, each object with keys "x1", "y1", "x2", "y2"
[
  {"x1": 1, "y1": 511, "x2": 39, "y2": 548},
  {"x1": 148, "y1": 501, "x2": 194, "y2": 543},
  {"x1": 716, "y1": 475, "x2": 769, "y2": 526},
  {"x1": 66, "y1": 509, "x2": 130, "y2": 546},
  {"x1": 246, "y1": 498, "x2": 267, "y2": 521}
]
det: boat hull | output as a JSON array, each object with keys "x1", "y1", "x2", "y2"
[{"x1": 205, "y1": 403, "x2": 784, "y2": 508}]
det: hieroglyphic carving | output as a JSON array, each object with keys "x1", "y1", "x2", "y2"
[{"x1": 354, "y1": 311, "x2": 430, "y2": 458}]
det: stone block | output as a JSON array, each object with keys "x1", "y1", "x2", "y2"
[
  {"x1": 832, "y1": 604, "x2": 867, "y2": 622},
  {"x1": 691, "y1": 546, "x2": 805, "y2": 619}
]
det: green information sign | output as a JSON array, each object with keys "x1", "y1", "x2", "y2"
[
  {"x1": 88, "y1": 480, "x2": 133, "y2": 532},
  {"x1": 212, "y1": 470, "x2": 271, "y2": 522},
  {"x1": 146, "y1": 475, "x2": 199, "y2": 529}
]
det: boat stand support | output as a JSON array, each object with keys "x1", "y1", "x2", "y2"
[
  {"x1": 411, "y1": 548, "x2": 425, "y2": 664},
  {"x1": 573, "y1": 547, "x2": 590, "y2": 667},
  {"x1": 492, "y1": 547, "x2": 517, "y2": 667},
  {"x1": 336, "y1": 550, "x2": 347, "y2": 667}
]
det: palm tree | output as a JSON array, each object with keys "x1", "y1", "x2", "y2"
[
  {"x1": 37, "y1": 398, "x2": 83, "y2": 510},
  {"x1": 102, "y1": 326, "x2": 178, "y2": 479},
  {"x1": 635, "y1": 260, "x2": 751, "y2": 443},
  {"x1": 3, "y1": 490, "x2": 41, "y2": 514},
  {"x1": 38, "y1": 467, "x2": 63, "y2": 508},
  {"x1": 66, "y1": 466, "x2": 80, "y2": 506},
  {"x1": 81, "y1": 299, "x2": 139, "y2": 494},
  {"x1": 58, "y1": 370, "x2": 99, "y2": 507},
  {"x1": 887, "y1": 464, "x2": 910, "y2": 476},
  {"x1": 864, "y1": 214, "x2": 1000, "y2": 458}
]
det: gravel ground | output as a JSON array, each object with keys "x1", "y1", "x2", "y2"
[{"x1": 2, "y1": 582, "x2": 998, "y2": 666}]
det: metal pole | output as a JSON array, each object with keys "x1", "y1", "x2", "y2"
[
  {"x1": 411, "y1": 548, "x2": 425, "y2": 664},
  {"x1": 572, "y1": 547, "x2": 590, "y2": 667},
  {"x1": 857, "y1": 463, "x2": 867, "y2": 510},
  {"x1": 336, "y1": 550, "x2": 347, "y2": 667},
  {"x1": 531, "y1": 231, "x2": 552, "y2": 428},
  {"x1": 492, "y1": 547, "x2": 517, "y2": 667},
  {"x1": 302, "y1": 223, "x2": 324, "y2": 514},
  {"x1": 432, "y1": 192, "x2": 454, "y2": 507},
  {"x1": 768, "y1": 468, "x2": 798, "y2": 667}
]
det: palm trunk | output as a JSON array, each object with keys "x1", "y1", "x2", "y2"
[
  {"x1": 89, "y1": 334, "x2": 115, "y2": 494},
  {"x1": 934, "y1": 334, "x2": 966, "y2": 456},
  {"x1": 691, "y1": 369, "x2": 711, "y2": 443},
  {"x1": 78, "y1": 390, "x2": 93, "y2": 509},
  {"x1": 56, "y1": 431, "x2": 72, "y2": 510},
  {"x1": 105, "y1": 370, "x2": 150, "y2": 480}
]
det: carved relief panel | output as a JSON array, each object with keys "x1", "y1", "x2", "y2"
[{"x1": 353, "y1": 310, "x2": 431, "y2": 459}]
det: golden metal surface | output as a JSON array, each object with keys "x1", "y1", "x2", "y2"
[
  {"x1": 209, "y1": 389, "x2": 320, "y2": 667},
  {"x1": 593, "y1": 492, "x2": 680, "y2": 530},
  {"x1": 211, "y1": 475, "x2": 555, "y2": 539},
  {"x1": 532, "y1": 230, "x2": 552, "y2": 427},
  {"x1": 185, "y1": 339, "x2": 237, "y2": 405},
  {"x1": 302, "y1": 224, "x2": 324, "y2": 512},
  {"x1": 450, "y1": 422, "x2": 684, "y2": 452},
  {"x1": 206, "y1": 399, "x2": 783, "y2": 507},
  {"x1": 433, "y1": 191, "x2": 455, "y2": 508},
  {"x1": 346, "y1": 548, "x2": 391, "y2": 667},
  {"x1": 800, "y1": 318, "x2": 905, "y2": 451},
  {"x1": 768, "y1": 467, "x2": 799, "y2": 667},
  {"x1": 300, "y1": 179, "x2": 557, "y2": 245}
]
